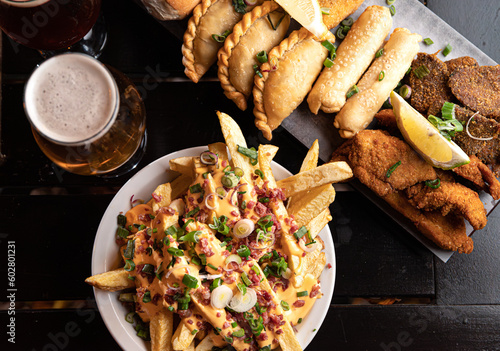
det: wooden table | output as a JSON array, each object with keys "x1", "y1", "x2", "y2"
[{"x1": 1, "y1": 0, "x2": 499, "y2": 349}]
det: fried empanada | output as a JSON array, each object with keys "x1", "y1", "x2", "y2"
[
  {"x1": 182, "y1": 0, "x2": 262, "y2": 83},
  {"x1": 218, "y1": 1, "x2": 290, "y2": 110},
  {"x1": 253, "y1": 28, "x2": 331, "y2": 140}
]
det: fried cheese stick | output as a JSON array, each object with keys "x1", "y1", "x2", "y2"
[
  {"x1": 334, "y1": 27, "x2": 422, "y2": 138},
  {"x1": 308, "y1": 5, "x2": 393, "y2": 114}
]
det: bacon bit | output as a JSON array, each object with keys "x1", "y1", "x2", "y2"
[
  {"x1": 138, "y1": 214, "x2": 151, "y2": 222},
  {"x1": 152, "y1": 193, "x2": 162, "y2": 203},
  {"x1": 293, "y1": 300, "x2": 305, "y2": 308},
  {"x1": 222, "y1": 160, "x2": 228, "y2": 167},
  {"x1": 223, "y1": 321, "x2": 230, "y2": 329},
  {"x1": 231, "y1": 210, "x2": 239, "y2": 217},
  {"x1": 247, "y1": 201, "x2": 255, "y2": 209},
  {"x1": 251, "y1": 215, "x2": 258, "y2": 221},
  {"x1": 187, "y1": 319, "x2": 194, "y2": 325},
  {"x1": 199, "y1": 238, "x2": 215, "y2": 257},
  {"x1": 258, "y1": 333, "x2": 269, "y2": 341},
  {"x1": 276, "y1": 329, "x2": 283, "y2": 335},
  {"x1": 327, "y1": 263, "x2": 332, "y2": 269},
  {"x1": 164, "y1": 294, "x2": 175, "y2": 305},
  {"x1": 255, "y1": 202, "x2": 267, "y2": 216},
  {"x1": 224, "y1": 275, "x2": 236, "y2": 284},
  {"x1": 152, "y1": 293, "x2": 162, "y2": 305},
  {"x1": 178, "y1": 309, "x2": 193, "y2": 318},
  {"x1": 310, "y1": 284, "x2": 321, "y2": 298},
  {"x1": 290, "y1": 224, "x2": 299, "y2": 234},
  {"x1": 216, "y1": 312, "x2": 221, "y2": 318}
]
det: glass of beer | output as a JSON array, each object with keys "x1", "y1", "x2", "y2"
[
  {"x1": 0, "y1": 0, "x2": 106, "y2": 57},
  {"x1": 24, "y1": 53, "x2": 147, "y2": 177}
]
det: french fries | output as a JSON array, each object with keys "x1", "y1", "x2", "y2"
[
  {"x1": 84, "y1": 268, "x2": 135, "y2": 291},
  {"x1": 86, "y1": 112, "x2": 352, "y2": 351}
]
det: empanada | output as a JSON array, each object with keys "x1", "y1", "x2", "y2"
[
  {"x1": 182, "y1": 0, "x2": 262, "y2": 83},
  {"x1": 218, "y1": 1, "x2": 290, "y2": 110},
  {"x1": 253, "y1": 28, "x2": 332, "y2": 140}
]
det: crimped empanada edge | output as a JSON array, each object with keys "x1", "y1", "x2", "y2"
[
  {"x1": 217, "y1": 1, "x2": 280, "y2": 110},
  {"x1": 181, "y1": 0, "x2": 216, "y2": 83},
  {"x1": 253, "y1": 27, "x2": 316, "y2": 140}
]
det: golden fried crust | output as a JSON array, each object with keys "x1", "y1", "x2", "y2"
[
  {"x1": 217, "y1": 2, "x2": 289, "y2": 110},
  {"x1": 448, "y1": 65, "x2": 500, "y2": 120},
  {"x1": 409, "y1": 52, "x2": 454, "y2": 115},
  {"x1": 319, "y1": 0, "x2": 365, "y2": 29},
  {"x1": 406, "y1": 181, "x2": 487, "y2": 231},
  {"x1": 332, "y1": 130, "x2": 437, "y2": 197},
  {"x1": 445, "y1": 56, "x2": 478, "y2": 75},
  {"x1": 383, "y1": 192, "x2": 473, "y2": 254},
  {"x1": 253, "y1": 28, "x2": 330, "y2": 140}
]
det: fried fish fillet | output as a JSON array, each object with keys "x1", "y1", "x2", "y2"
[
  {"x1": 383, "y1": 192, "x2": 473, "y2": 254},
  {"x1": 453, "y1": 155, "x2": 500, "y2": 200},
  {"x1": 405, "y1": 180, "x2": 487, "y2": 230},
  {"x1": 332, "y1": 130, "x2": 437, "y2": 197}
]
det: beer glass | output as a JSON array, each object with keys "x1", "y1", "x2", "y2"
[
  {"x1": 0, "y1": 0, "x2": 106, "y2": 57},
  {"x1": 24, "y1": 53, "x2": 147, "y2": 176}
]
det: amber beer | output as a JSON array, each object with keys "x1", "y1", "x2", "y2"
[
  {"x1": 24, "y1": 53, "x2": 146, "y2": 176},
  {"x1": 0, "y1": 0, "x2": 101, "y2": 50}
]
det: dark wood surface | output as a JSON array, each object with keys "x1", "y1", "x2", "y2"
[{"x1": 1, "y1": 0, "x2": 500, "y2": 350}]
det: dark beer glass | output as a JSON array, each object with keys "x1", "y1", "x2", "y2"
[{"x1": 0, "y1": 0, "x2": 104, "y2": 55}]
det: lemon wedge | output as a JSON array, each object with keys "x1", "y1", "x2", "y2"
[
  {"x1": 273, "y1": 0, "x2": 329, "y2": 39},
  {"x1": 390, "y1": 91, "x2": 469, "y2": 170}
]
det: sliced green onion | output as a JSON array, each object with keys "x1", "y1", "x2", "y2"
[
  {"x1": 256, "y1": 51, "x2": 268, "y2": 63},
  {"x1": 399, "y1": 84, "x2": 411, "y2": 99},
  {"x1": 425, "y1": 179, "x2": 441, "y2": 189},
  {"x1": 423, "y1": 38, "x2": 434, "y2": 45},
  {"x1": 226, "y1": 254, "x2": 242, "y2": 266},
  {"x1": 186, "y1": 206, "x2": 200, "y2": 218},
  {"x1": 241, "y1": 271, "x2": 252, "y2": 286},
  {"x1": 253, "y1": 64, "x2": 263, "y2": 78},
  {"x1": 386, "y1": 161, "x2": 401, "y2": 178},
  {"x1": 237, "y1": 145, "x2": 258, "y2": 160},
  {"x1": 267, "y1": 13, "x2": 286, "y2": 31},
  {"x1": 124, "y1": 239, "x2": 135, "y2": 259},
  {"x1": 210, "y1": 278, "x2": 222, "y2": 292},
  {"x1": 376, "y1": 48, "x2": 384, "y2": 58},
  {"x1": 208, "y1": 263, "x2": 218, "y2": 271},
  {"x1": 116, "y1": 226, "x2": 129, "y2": 239},
  {"x1": 321, "y1": 40, "x2": 334, "y2": 52},
  {"x1": 389, "y1": 4, "x2": 396, "y2": 16},
  {"x1": 142, "y1": 291, "x2": 151, "y2": 303},
  {"x1": 237, "y1": 282, "x2": 247, "y2": 295},
  {"x1": 254, "y1": 169, "x2": 264, "y2": 179},
  {"x1": 346, "y1": 85, "x2": 359, "y2": 98},
  {"x1": 336, "y1": 26, "x2": 346, "y2": 40},
  {"x1": 321, "y1": 7, "x2": 330, "y2": 14},
  {"x1": 234, "y1": 167, "x2": 244, "y2": 177},
  {"x1": 124, "y1": 259, "x2": 135, "y2": 272},
  {"x1": 293, "y1": 226, "x2": 308, "y2": 240},
  {"x1": 443, "y1": 43, "x2": 452, "y2": 57},
  {"x1": 258, "y1": 197, "x2": 269, "y2": 203},
  {"x1": 386, "y1": 0, "x2": 395, "y2": 3},
  {"x1": 179, "y1": 230, "x2": 201, "y2": 243},
  {"x1": 117, "y1": 214, "x2": 127, "y2": 226},
  {"x1": 441, "y1": 102, "x2": 456, "y2": 120},
  {"x1": 413, "y1": 64, "x2": 430, "y2": 79},
  {"x1": 191, "y1": 329, "x2": 198, "y2": 335},
  {"x1": 341, "y1": 17, "x2": 353, "y2": 26},
  {"x1": 141, "y1": 264, "x2": 154, "y2": 275},
  {"x1": 155, "y1": 262, "x2": 164, "y2": 280},
  {"x1": 237, "y1": 245, "x2": 251, "y2": 258},
  {"x1": 232, "y1": 322, "x2": 238, "y2": 328},
  {"x1": 212, "y1": 30, "x2": 231, "y2": 43},
  {"x1": 379, "y1": 71, "x2": 385, "y2": 81},
  {"x1": 298, "y1": 318, "x2": 303, "y2": 324},
  {"x1": 125, "y1": 312, "x2": 135, "y2": 323},
  {"x1": 233, "y1": 329, "x2": 245, "y2": 338},
  {"x1": 324, "y1": 57, "x2": 334, "y2": 68},
  {"x1": 280, "y1": 300, "x2": 290, "y2": 311},
  {"x1": 189, "y1": 183, "x2": 202, "y2": 194},
  {"x1": 182, "y1": 274, "x2": 199, "y2": 289},
  {"x1": 297, "y1": 291, "x2": 308, "y2": 297},
  {"x1": 167, "y1": 247, "x2": 184, "y2": 257}
]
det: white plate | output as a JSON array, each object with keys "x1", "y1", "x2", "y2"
[{"x1": 91, "y1": 146, "x2": 336, "y2": 350}]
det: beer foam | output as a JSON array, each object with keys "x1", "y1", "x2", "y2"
[
  {"x1": 24, "y1": 53, "x2": 118, "y2": 144},
  {"x1": 1, "y1": 0, "x2": 51, "y2": 8}
]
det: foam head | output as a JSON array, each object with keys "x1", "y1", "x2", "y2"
[{"x1": 24, "y1": 53, "x2": 118, "y2": 144}]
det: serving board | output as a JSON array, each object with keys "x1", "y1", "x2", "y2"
[{"x1": 134, "y1": 0, "x2": 499, "y2": 261}]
